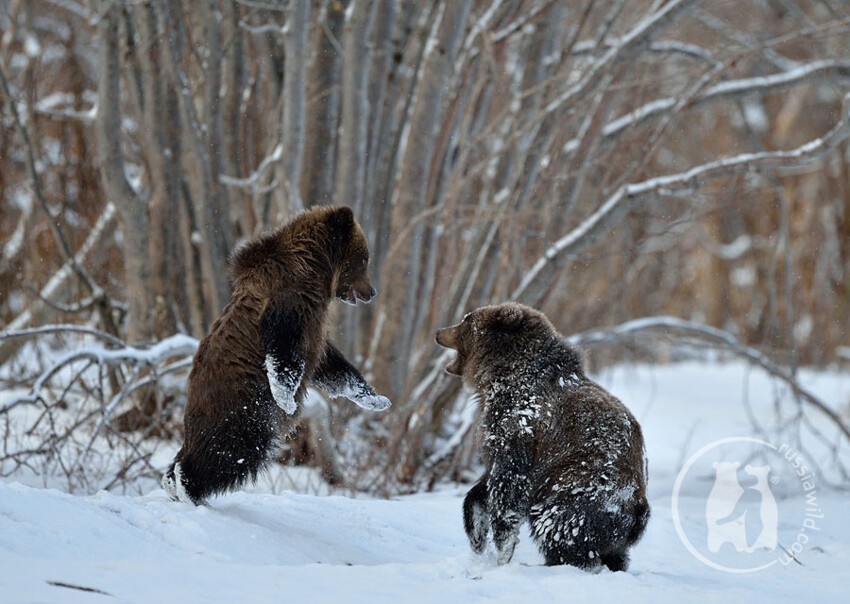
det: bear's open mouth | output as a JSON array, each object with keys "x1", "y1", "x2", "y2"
[
  {"x1": 340, "y1": 289, "x2": 374, "y2": 306},
  {"x1": 444, "y1": 355, "x2": 462, "y2": 376}
]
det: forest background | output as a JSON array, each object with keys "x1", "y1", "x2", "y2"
[{"x1": 1, "y1": 0, "x2": 849, "y2": 494}]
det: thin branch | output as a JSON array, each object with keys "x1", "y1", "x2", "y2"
[
  {"x1": 0, "y1": 324, "x2": 126, "y2": 348},
  {"x1": 570, "y1": 316, "x2": 850, "y2": 444},
  {"x1": 491, "y1": 0, "x2": 555, "y2": 42},
  {"x1": 0, "y1": 64, "x2": 99, "y2": 294},
  {"x1": 0, "y1": 202, "x2": 118, "y2": 365},
  {"x1": 568, "y1": 60, "x2": 850, "y2": 153},
  {"x1": 513, "y1": 93, "x2": 850, "y2": 304},
  {"x1": 233, "y1": 0, "x2": 286, "y2": 10},
  {"x1": 238, "y1": 19, "x2": 283, "y2": 36},
  {"x1": 542, "y1": 0, "x2": 700, "y2": 117},
  {"x1": 1, "y1": 334, "x2": 198, "y2": 413},
  {"x1": 42, "y1": 0, "x2": 90, "y2": 20},
  {"x1": 220, "y1": 143, "x2": 283, "y2": 189}
]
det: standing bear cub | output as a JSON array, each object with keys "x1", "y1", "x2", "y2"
[
  {"x1": 163, "y1": 206, "x2": 390, "y2": 504},
  {"x1": 436, "y1": 303, "x2": 649, "y2": 571}
]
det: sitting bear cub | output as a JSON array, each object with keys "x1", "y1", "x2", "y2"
[{"x1": 436, "y1": 303, "x2": 649, "y2": 571}]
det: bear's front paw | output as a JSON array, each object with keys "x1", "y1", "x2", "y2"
[
  {"x1": 467, "y1": 514, "x2": 490, "y2": 554},
  {"x1": 354, "y1": 393, "x2": 391, "y2": 411},
  {"x1": 265, "y1": 355, "x2": 302, "y2": 415},
  {"x1": 494, "y1": 533, "x2": 519, "y2": 565},
  {"x1": 275, "y1": 394, "x2": 298, "y2": 415},
  {"x1": 492, "y1": 516, "x2": 520, "y2": 565}
]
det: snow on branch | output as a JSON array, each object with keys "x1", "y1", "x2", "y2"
[
  {"x1": 513, "y1": 93, "x2": 850, "y2": 305},
  {"x1": 421, "y1": 394, "x2": 478, "y2": 477},
  {"x1": 542, "y1": 0, "x2": 700, "y2": 116},
  {"x1": 2, "y1": 333, "x2": 198, "y2": 412},
  {"x1": 490, "y1": 0, "x2": 551, "y2": 41},
  {"x1": 586, "y1": 60, "x2": 850, "y2": 149},
  {"x1": 0, "y1": 324, "x2": 126, "y2": 348},
  {"x1": 0, "y1": 202, "x2": 117, "y2": 366},
  {"x1": 44, "y1": 0, "x2": 90, "y2": 20},
  {"x1": 1, "y1": 328, "x2": 199, "y2": 494},
  {"x1": 571, "y1": 38, "x2": 719, "y2": 65},
  {"x1": 570, "y1": 315, "x2": 850, "y2": 444},
  {"x1": 0, "y1": 62, "x2": 100, "y2": 294},
  {"x1": 220, "y1": 143, "x2": 283, "y2": 191},
  {"x1": 34, "y1": 92, "x2": 97, "y2": 123}
]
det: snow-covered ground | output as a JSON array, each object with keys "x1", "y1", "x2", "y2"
[{"x1": 1, "y1": 362, "x2": 848, "y2": 603}]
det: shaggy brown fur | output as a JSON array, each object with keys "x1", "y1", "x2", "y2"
[
  {"x1": 436, "y1": 303, "x2": 649, "y2": 570},
  {"x1": 163, "y1": 206, "x2": 390, "y2": 504}
]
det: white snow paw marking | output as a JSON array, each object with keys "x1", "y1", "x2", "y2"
[
  {"x1": 274, "y1": 392, "x2": 297, "y2": 415},
  {"x1": 162, "y1": 472, "x2": 177, "y2": 501},
  {"x1": 468, "y1": 502, "x2": 490, "y2": 554},
  {"x1": 495, "y1": 545, "x2": 515, "y2": 566},
  {"x1": 265, "y1": 354, "x2": 302, "y2": 415},
  {"x1": 495, "y1": 531, "x2": 520, "y2": 565},
  {"x1": 353, "y1": 393, "x2": 391, "y2": 411},
  {"x1": 163, "y1": 463, "x2": 194, "y2": 504}
]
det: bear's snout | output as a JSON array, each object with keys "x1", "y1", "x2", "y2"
[
  {"x1": 435, "y1": 326, "x2": 455, "y2": 349},
  {"x1": 355, "y1": 285, "x2": 377, "y2": 303},
  {"x1": 340, "y1": 283, "x2": 377, "y2": 305},
  {"x1": 435, "y1": 326, "x2": 465, "y2": 376}
]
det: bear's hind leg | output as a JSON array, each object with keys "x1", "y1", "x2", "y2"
[
  {"x1": 540, "y1": 543, "x2": 602, "y2": 569},
  {"x1": 529, "y1": 501, "x2": 607, "y2": 570},
  {"x1": 162, "y1": 454, "x2": 198, "y2": 504},
  {"x1": 463, "y1": 479, "x2": 490, "y2": 554},
  {"x1": 530, "y1": 490, "x2": 648, "y2": 571},
  {"x1": 627, "y1": 499, "x2": 651, "y2": 546},
  {"x1": 600, "y1": 549, "x2": 630, "y2": 572},
  {"x1": 173, "y1": 440, "x2": 268, "y2": 504},
  {"x1": 165, "y1": 399, "x2": 279, "y2": 504}
]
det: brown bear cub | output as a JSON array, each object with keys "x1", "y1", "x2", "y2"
[
  {"x1": 435, "y1": 303, "x2": 649, "y2": 571},
  {"x1": 163, "y1": 206, "x2": 390, "y2": 504}
]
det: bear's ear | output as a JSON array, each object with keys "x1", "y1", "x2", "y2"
[
  {"x1": 326, "y1": 206, "x2": 355, "y2": 248},
  {"x1": 494, "y1": 304, "x2": 527, "y2": 332}
]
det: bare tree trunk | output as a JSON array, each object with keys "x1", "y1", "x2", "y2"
[
  {"x1": 180, "y1": 179, "x2": 211, "y2": 336},
  {"x1": 202, "y1": 0, "x2": 234, "y2": 299},
  {"x1": 94, "y1": 0, "x2": 153, "y2": 343},
  {"x1": 376, "y1": 0, "x2": 472, "y2": 395},
  {"x1": 162, "y1": 0, "x2": 232, "y2": 318},
  {"x1": 366, "y1": 1, "x2": 428, "y2": 271},
  {"x1": 361, "y1": 0, "x2": 397, "y2": 240},
  {"x1": 333, "y1": 0, "x2": 379, "y2": 360},
  {"x1": 276, "y1": 0, "x2": 312, "y2": 218},
  {"x1": 134, "y1": 2, "x2": 185, "y2": 338},
  {"x1": 302, "y1": 0, "x2": 347, "y2": 208},
  {"x1": 335, "y1": 0, "x2": 377, "y2": 211},
  {"x1": 223, "y1": 0, "x2": 251, "y2": 238}
]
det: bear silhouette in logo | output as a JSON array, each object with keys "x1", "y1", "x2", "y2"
[{"x1": 705, "y1": 461, "x2": 778, "y2": 553}]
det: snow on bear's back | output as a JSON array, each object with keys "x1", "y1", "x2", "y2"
[{"x1": 539, "y1": 370, "x2": 646, "y2": 488}]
